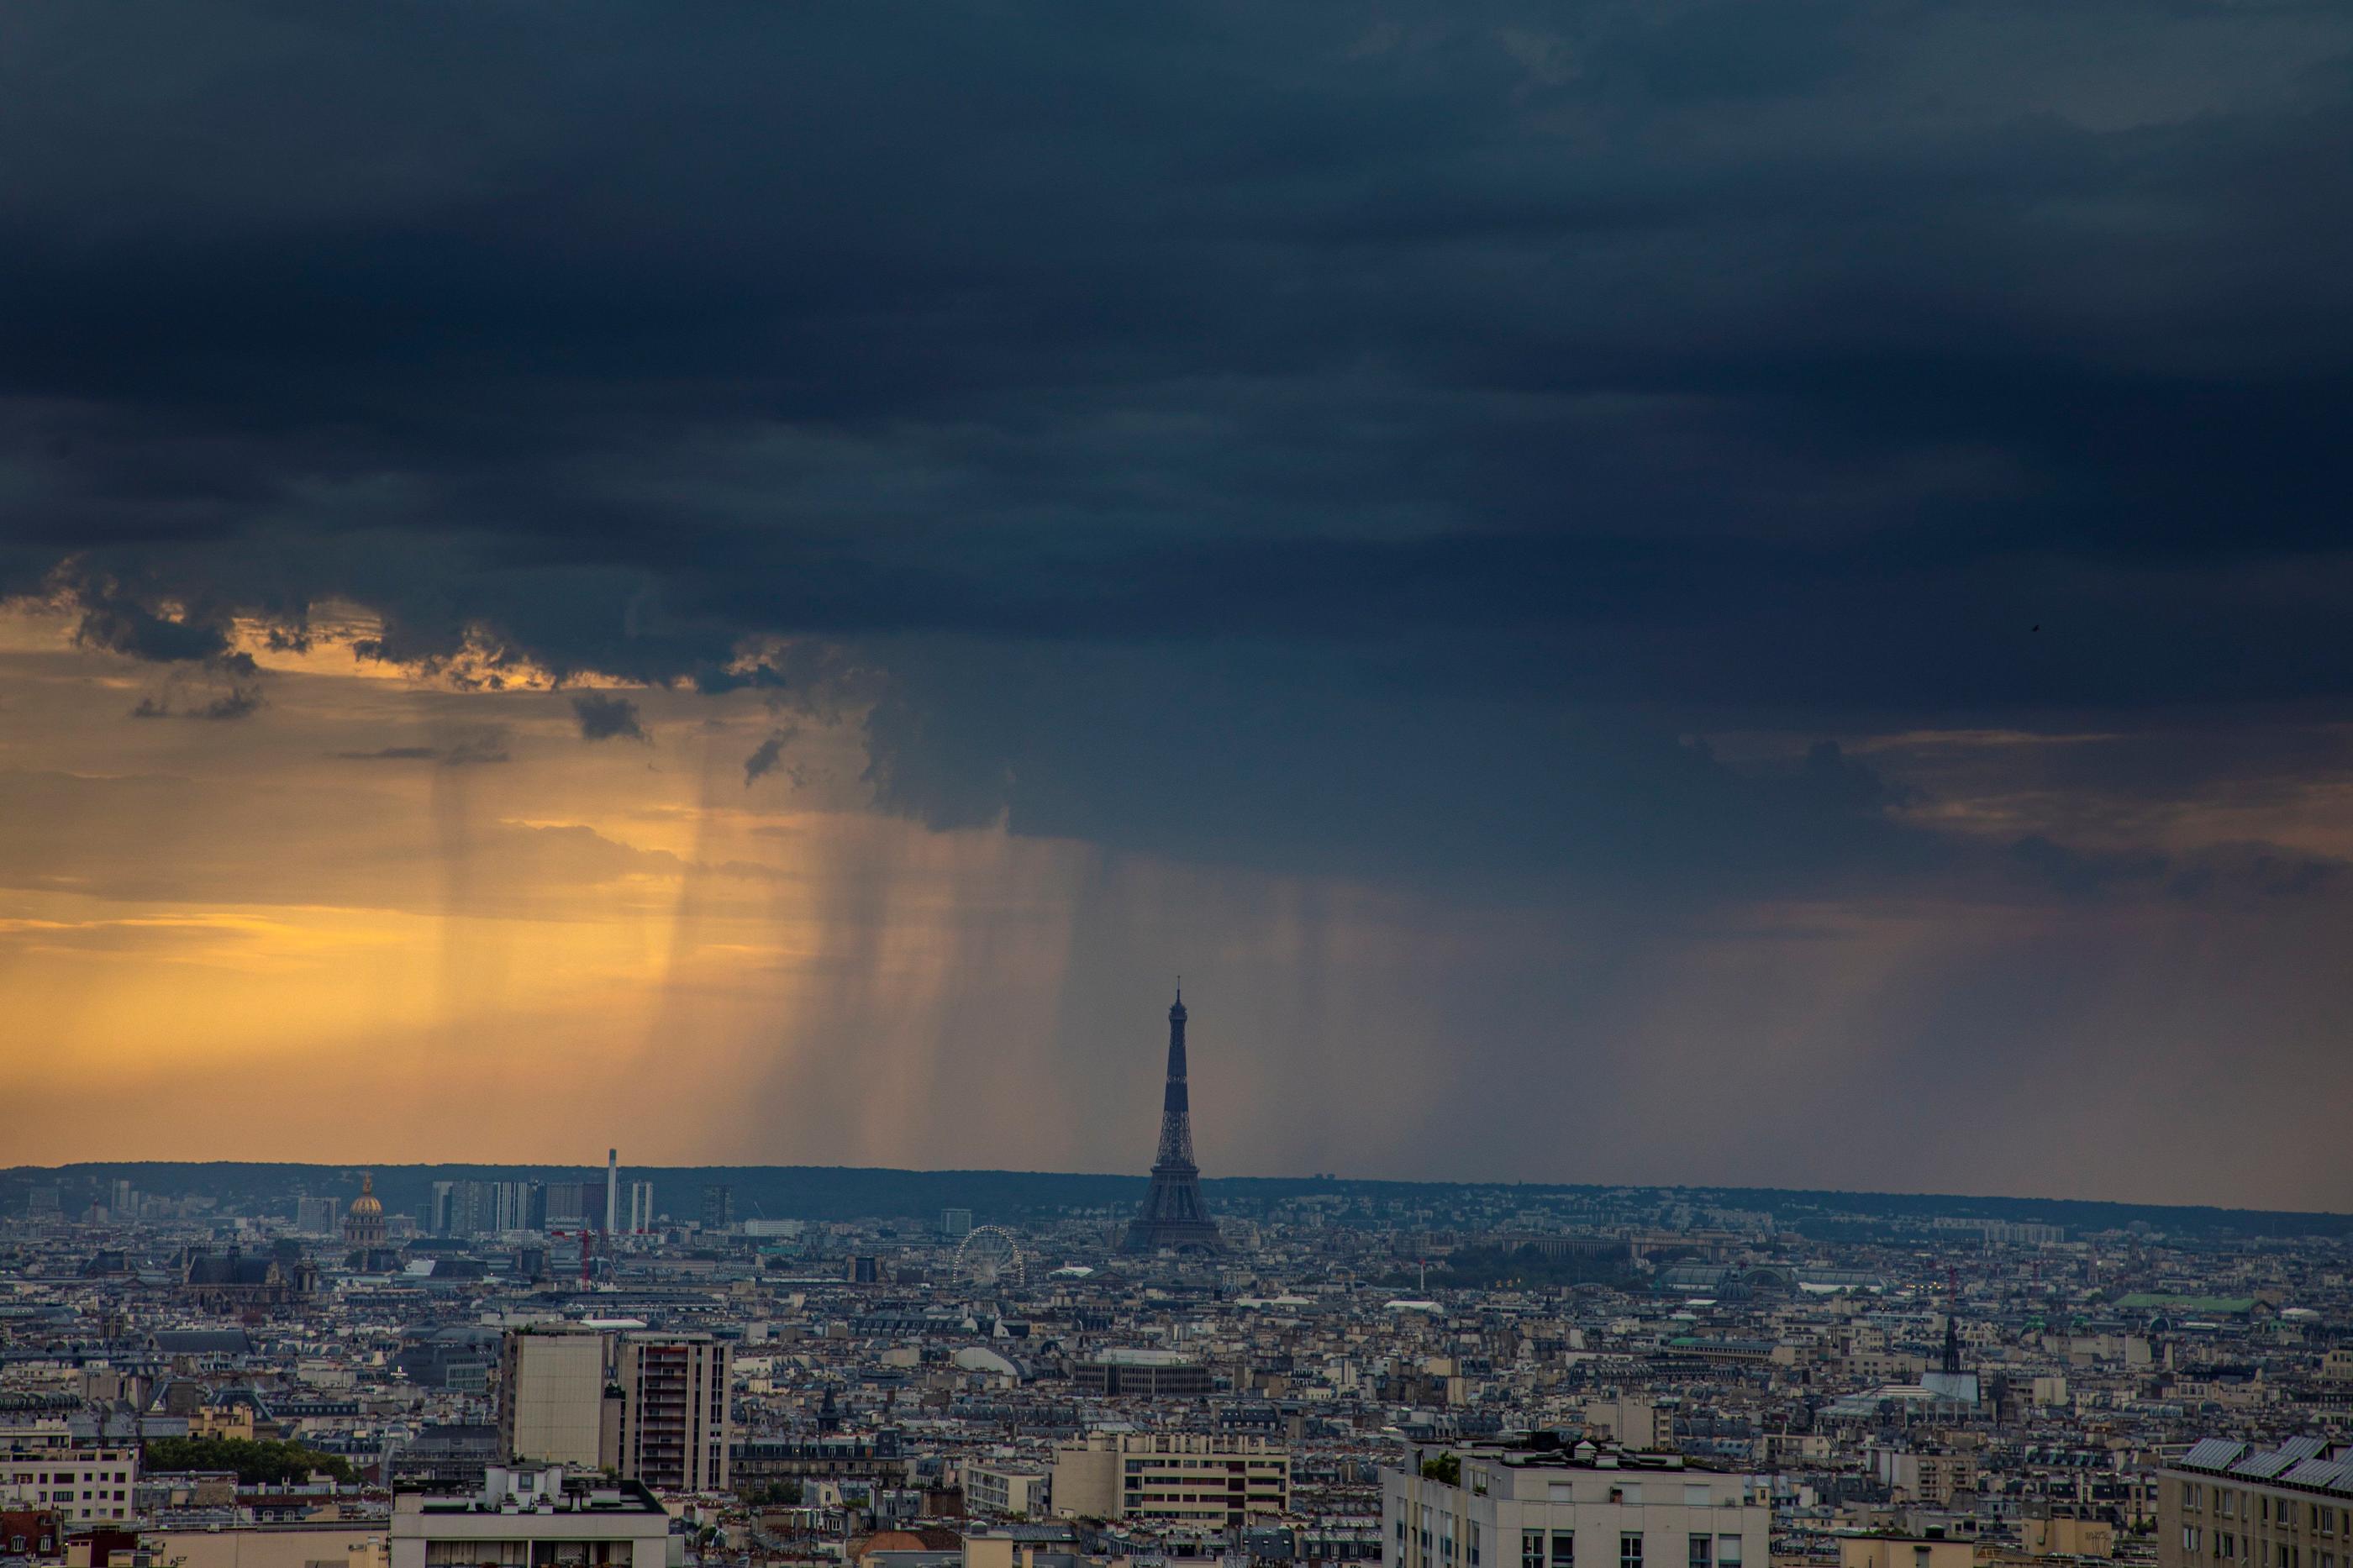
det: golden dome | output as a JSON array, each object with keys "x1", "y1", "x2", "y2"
[{"x1": 348, "y1": 1171, "x2": 383, "y2": 1218}]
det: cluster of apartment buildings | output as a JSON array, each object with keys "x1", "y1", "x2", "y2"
[{"x1": 1, "y1": 1168, "x2": 2349, "y2": 1568}]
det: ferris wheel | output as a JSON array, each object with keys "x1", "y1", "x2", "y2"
[{"x1": 953, "y1": 1224, "x2": 1026, "y2": 1289}]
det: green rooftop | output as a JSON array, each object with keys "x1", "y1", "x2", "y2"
[{"x1": 2114, "y1": 1293, "x2": 2258, "y2": 1313}]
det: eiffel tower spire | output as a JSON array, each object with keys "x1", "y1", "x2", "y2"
[{"x1": 1122, "y1": 986, "x2": 1222, "y2": 1254}]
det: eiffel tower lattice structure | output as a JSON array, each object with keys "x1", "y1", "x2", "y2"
[{"x1": 1120, "y1": 987, "x2": 1223, "y2": 1254}]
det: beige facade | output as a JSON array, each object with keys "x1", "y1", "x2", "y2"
[
  {"x1": 501, "y1": 1329, "x2": 613, "y2": 1470},
  {"x1": 2160, "y1": 1439, "x2": 2353, "y2": 1568},
  {"x1": 2019, "y1": 1515, "x2": 2114, "y2": 1559},
  {"x1": 1582, "y1": 1401, "x2": 1675, "y2": 1453},
  {"x1": 145, "y1": 1525, "x2": 389, "y2": 1568},
  {"x1": 1840, "y1": 1539, "x2": 1974, "y2": 1568},
  {"x1": 0, "y1": 1429, "x2": 139, "y2": 1524},
  {"x1": 1871, "y1": 1448, "x2": 1981, "y2": 1507},
  {"x1": 1052, "y1": 1432, "x2": 1288, "y2": 1523}
]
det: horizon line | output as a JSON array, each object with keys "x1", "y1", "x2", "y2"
[{"x1": 3, "y1": 1160, "x2": 2347, "y2": 1222}]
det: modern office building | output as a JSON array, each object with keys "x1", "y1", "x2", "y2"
[
  {"x1": 2159, "y1": 1437, "x2": 2353, "y2": 1568},
  {"x1": 627, "y1": 1182, "x2": 655, "y2": 1233},
  {"x1": 1051, "y1": 1432, "x2": 1287, "y2": 1523},
  {"x1": 542, "y1": 1181, "x2": 597, "y2": 1231},
  {"x1": 700, "y1": 1186, "x2": 734, "y2": 1232},
  {"x1": 499, "y1": 1328, "x2": 613, "y2": 1470},
  {"x1": 391, "y1": 1465, "x2": 670, "y2": 1568},
  {"x1": 1381, "y1": 1436, "x2": 1769, "y2": 1568},
  {"x1": 1071, "y1": 1350, "x2": 1214, "y2": 1397},
  {"x1": 941, "y1": 1208, "x2": 974, "y2": 1238},
  {"x1": 614, "y1": 1335, "x2": 731, "y2": 1493},
  {"x1": 436, "y1": 1181, "x2": 542, "y2": 1237}
]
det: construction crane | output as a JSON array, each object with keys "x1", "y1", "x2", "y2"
[{"x1": 549, "y1": 1228, "x2": 597, "y2": 1286}]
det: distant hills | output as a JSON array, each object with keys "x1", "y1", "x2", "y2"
[{"x1": 3, "y1": 1161, "x2": 2346, "y2": 1239}]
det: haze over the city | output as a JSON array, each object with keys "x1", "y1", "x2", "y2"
[{"x1": 3, "y1": 1, "x2": 2352, "y2": 1211}]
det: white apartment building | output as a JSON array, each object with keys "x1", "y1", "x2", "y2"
[
  {"x1": 0, "y1": 1424, "x2": 139, "y2": 1523},
  {"x1": 391, "y1": 1465, "x2": 671, "y2": 1568},
  {"x1": 1382, "y1": 1439, "x2": 1769, "y2": 1568},
  {"x1": 964, "y1": 1463, "x2": 1050, "y2": 1518},
  {"x1": 1052, "y1": 1433, "x2": 1289, "y2": 1523}
]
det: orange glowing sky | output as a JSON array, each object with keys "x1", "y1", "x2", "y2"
[{"x1": 4, "y1": 598, "x2": 2351, "y2": 1210}]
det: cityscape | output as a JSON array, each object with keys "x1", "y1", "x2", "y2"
[
  {"x1": 3, "y1": 992, "x2": 2350, "y2": 1568},
  {"x1": 4, "y1": 8, "x2": 2352, "y2": 1568}
]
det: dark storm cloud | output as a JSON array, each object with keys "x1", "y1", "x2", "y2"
[
  {"x1": 2, "y1": 0, "x2": 2350, "y2": 887},
  {"x1": 128, "y1": 684, "x2": 264, "y2": 722},
  {"x1": 570, "y1": 692, "x2": 647, "y2": 745},
  {"x1": 332, "y1": 734, "x2": 512, "y2": 766},
  {"x1": 743, "y1": 727, "x2": 799, "y2": 787}
]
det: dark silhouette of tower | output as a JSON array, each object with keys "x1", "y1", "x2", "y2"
[{"x1": 1121, "y1": 987, "x2": 1222, "y2": 1254}]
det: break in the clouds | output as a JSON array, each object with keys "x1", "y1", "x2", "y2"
[{"x1": 0, "y1": 0, "x2": 2350, "y2": 1202}]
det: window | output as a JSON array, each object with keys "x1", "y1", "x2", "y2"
[
  {"x1": 1690, "y1": 1536, "x2": 1712, "y2": 1568},
  {"x1": 1687, "y1": 1486, "x2": 1713, "y2": 1507},
  {"x1": 1554, "y1": 1533, "x2": 1575, "y2": 1567},
  {"x1": 1622, "y1": 1535, "x2": 1644, "y2": 1568},
  {"x1": 1526, "y1": 1529, "x2": 1546, "y2": 1568},
  {"x1": 1718, "y1": 1537, "x2": 1742, "y2": 1568}
]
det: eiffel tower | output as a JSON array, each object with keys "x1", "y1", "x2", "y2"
[{"x1": 1120, "y1": 987, "x2": 1223, "y2": 1254}]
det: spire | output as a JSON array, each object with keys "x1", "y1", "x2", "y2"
[{"x1": 1123, "y1": 987, "x2": 1221, "y2": 1254}]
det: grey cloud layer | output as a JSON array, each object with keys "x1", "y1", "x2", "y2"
[{"x1": 2, "y1": 0, "x2": 2350, "y2": 891}]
